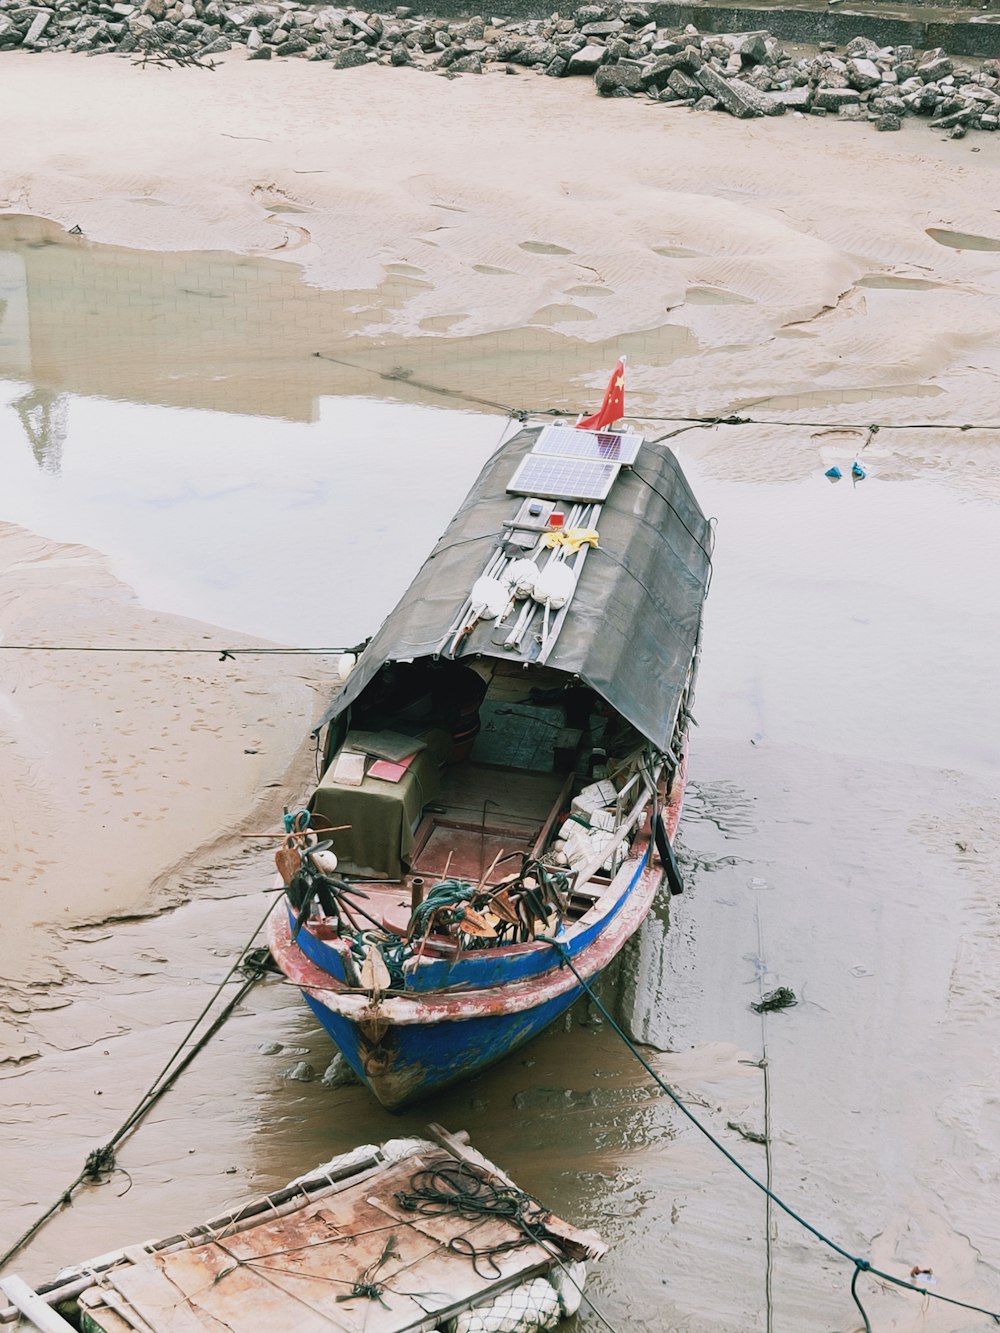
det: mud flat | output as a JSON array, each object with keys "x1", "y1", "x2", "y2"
[{"x1": 1, "y1": 52, "x2": 999, "y2": 1331}]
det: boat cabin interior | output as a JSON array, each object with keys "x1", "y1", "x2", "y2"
[{"x1": 307, "y1": 657, "x2": 647, "y2": 936}]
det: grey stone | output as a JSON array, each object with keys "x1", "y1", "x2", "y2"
[
  {"x1": 23, "y1": 9, "x2": 51, "y2": 43},
  {"x1": 450, "y1": 51, "x2": 482, "y2": 72},
  {"x1": 520, "y1": 37, "x2": 556, "y2": 65},
  {"x1": 918, "y1": 56, "x2": 953, "y2": 82},
  {"x1": 692, "y1": 94, "x2": 718, "y2": 110},
  {"x1": 768, "y1": 84, "x2": 811, "y2": 109},
  {"x1": 639, "y1": 46, "x2": 700, "y2": 89},
  {"x1": 744, "y1": 63, "x2": 775, "y2": 91},
  {"x1": 494, "y1": 34, "x2": 525, "y2": 60},
  {"x1": 876, "y1": 113, "x2": 902, "y2": 130},
  {"x1": 345, "y1": 10, "x2": 375, "y2": 40},
  {"x1": 696, "y1": 62, "x2": 778, "y2": 117},
  {"x1": 870, "y1": 94, "x2": 905, "y2": 115},
  {"x1": 846, "y1": 57, "x2": 882, "y2": 90},
  {"x1": 274, "y1": 33, "x2": 305, "y2": 52},
  {"x1": 667, "y1": 67, "x2": 700, "y2": 98},
  {"x1": 247, "y1": 40, "x2": 270, "y2": 55},
  {"x1": 555, "y1": 32, "x2": 587, "y2": 59},
  {"x1": 581, "y1": 18, "x2": 622, "y2": 37},
  {"x1": 566, "y1": 40, "x2": 603, "y2": 74},
  {"x1": 283, "y1": 1060, "x2": 315, "y2": 1082},
  {"x1": 321, "y1": 1053, "x2": 359, "y2": 1087},
  {"x1": 595, "y1": 58, "x2": 643, "y2": 94},
  {"x1": 845, "y1": 35, "x2": 879, "y2": 57},
  {"x1": 733, "y1": 31, "x2": 769, "y2": 65},
  {"x1": 929, "y1": 107, "x2": 973, "y2": 127},
  {"x1": 573, "y1": 5, "x2": 606, "y2": 27},
  {"x1": 334, "y1": 44, "x2": 366, "y2": 67}
]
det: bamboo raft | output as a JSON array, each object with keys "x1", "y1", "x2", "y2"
[{"x1": 0, "y1": 1126, "x2": 605, "y2": 1333}]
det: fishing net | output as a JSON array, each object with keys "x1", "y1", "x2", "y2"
[{"x1": 449, "y1": 1276, "x2": 561, "y2": 1333}]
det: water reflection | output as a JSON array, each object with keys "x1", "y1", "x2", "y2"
[
  {"x1": 11, "y1": 386, "x2": 68, "y2": 474},
  {"x1": 0, "y1": 213, "x2": 699, "y2": 454},
  {"x1": 0, "y1": 213, "x2": 340, "y2": 425}
]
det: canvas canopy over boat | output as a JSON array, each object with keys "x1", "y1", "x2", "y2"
[
  {"x1": 267, "y1": 405, "x2": 713, "y2": 1108},
  {"x1": 0, "y1": 1125, "x2": 605, "y2": 1333}
]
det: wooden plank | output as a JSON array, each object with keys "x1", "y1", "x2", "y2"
[
  {"x1": 140, "y1": 1248, "x2": 346, "y2": 1333},
  {"x1": 78, "y1": 1292, "x2": 134, "y2": 1333},
  {"x1": 104, "y1": 1264, "x2": 211, "y2": 1333},
  {"x1": 530, "y1": 769, "x2": 577, "y2": 859}
]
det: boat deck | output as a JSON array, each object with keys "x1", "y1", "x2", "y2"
[{"x1": 409, "y1": 761, "x2": 571, "y2": 884}]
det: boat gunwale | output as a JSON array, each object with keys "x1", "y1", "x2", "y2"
[{"x1": 266, "y1": 755, "x2": 686, "y2": 1025}]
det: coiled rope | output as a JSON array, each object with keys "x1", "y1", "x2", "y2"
[
  {"x1": 397, "y1": 1161, "x2": 544, "y2": 1280},
  {"x1": 396, "y1": 1158, "x2": 618, "y2": 1333},
  {"x1": 538, "y1": 935, "x2": 1000, "y2": 1330}
]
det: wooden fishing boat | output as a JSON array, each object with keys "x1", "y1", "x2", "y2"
[
  {"x1": 0, "y1": 1125, "x2": 605, "y2": 1333},
  {"x1": 267, "y1": 386, "x2": 713, "y2": 1109}
]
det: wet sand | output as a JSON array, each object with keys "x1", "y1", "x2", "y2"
[{"x1": 2, "y1": 53, "x2": 1000, "y2": 1332}]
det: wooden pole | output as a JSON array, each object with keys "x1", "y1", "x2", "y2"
[{"x1": 0, "y1": 1278, "x2": 76, "y2": 1332}]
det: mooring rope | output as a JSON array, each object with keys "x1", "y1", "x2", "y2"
[
  {"x1": 308, "y1": 351, "x2": 1000, "y2": 435},
  {"x1": 0, "y1": 897, "x2": 279, "y2": 1272},
  {"x1": 537, "y1": 935, "x2": 1000, "y2": 1329},
  {"x1": 0, "y1": 644, "x2": 363, "y2": 657}
]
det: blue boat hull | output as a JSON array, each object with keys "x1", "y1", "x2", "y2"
[
  {"x1": 267, "y1": 846, "x2": 663, "y2": 1109},
  {"x1": 302, "y1": 979, "x2": 586, "y2": 1108}
]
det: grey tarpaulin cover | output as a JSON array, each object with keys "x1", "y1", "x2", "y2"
[{"x1": 316, "y1": 425, "x2": 713, "y2": 753}]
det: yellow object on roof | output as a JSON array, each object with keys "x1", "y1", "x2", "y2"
[{"x1": 542, "y1": 527, "x2": 600, "y2": 553}]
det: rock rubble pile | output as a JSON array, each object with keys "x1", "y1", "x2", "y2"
[{"x1": 2, "y1": 0, "x2": 998, "y2": 134}]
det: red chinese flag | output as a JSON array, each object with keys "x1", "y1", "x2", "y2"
[{"x1": 577, "y1": 358, "x2": 625, "y2": 432}]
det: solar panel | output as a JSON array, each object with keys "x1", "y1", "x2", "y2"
[
  {"x1": 535, "y1": 425, "x2": 644, "y2": 466},
  {"x1": 507, "y1": 453, "x2": 620, "y2": 502}
]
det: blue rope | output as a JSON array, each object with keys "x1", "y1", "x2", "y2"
[{"x1": 538, "y1": 936, "x2": 1000, "y2": 1327}]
